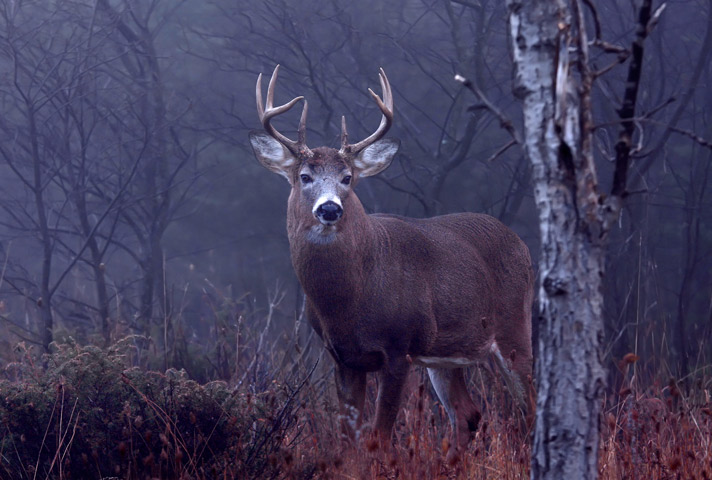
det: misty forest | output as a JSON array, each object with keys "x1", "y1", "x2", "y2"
[{"x1": 0, "y1": 0, "x2": 710, "y2": 478}]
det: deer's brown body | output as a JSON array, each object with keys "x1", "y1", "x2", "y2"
[{"x1": 249, "y1": 66, "x2": 533, "y2": 454}]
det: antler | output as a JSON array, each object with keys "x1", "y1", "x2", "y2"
[
  {"x1": 256, "y1": 65, "x2": 312, "y2": 157},
  {"x1": 340, "y1": 68, "x2": 394, "y2": 155}
]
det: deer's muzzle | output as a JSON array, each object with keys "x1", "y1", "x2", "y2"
[{"x1": 315, "y1": 201, "x2": 343, "y2": 224}]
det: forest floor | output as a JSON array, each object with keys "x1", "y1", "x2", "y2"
[
  {"x1": 280, "y1": 372, "x2": 712, "y2": 479},
  {"x1": 0, "y1": 340, "x2": 709, "y2": 479}
]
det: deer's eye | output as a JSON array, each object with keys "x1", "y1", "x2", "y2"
[
  {"x1": 300, "y1": 174, "x2": 312, "y2": 184},
  {"x1": 341, "y1": 175, "x2": 352, "y2": 185}
]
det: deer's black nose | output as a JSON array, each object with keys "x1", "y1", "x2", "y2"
[{"x1": 316, "y1": 201, "x2": 343, "y2": 223}]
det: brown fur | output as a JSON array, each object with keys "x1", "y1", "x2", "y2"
[
  {"x1": 279, "y1": 146, "x2": 534, "y2": 451},
  {"x1": 249, "y1": 70, "x2": 533, "y2": 454}
]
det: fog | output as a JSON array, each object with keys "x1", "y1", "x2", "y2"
[{"x1": 0, "y1": 0, "x2": 709, "y2": 385}]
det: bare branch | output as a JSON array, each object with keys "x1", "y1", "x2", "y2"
[
  {"x1": 454, "y1": 73, "x2": 521, "y2": 144},
  {"x1": 486, "y1": 139, "x2": 518, "y2": 163}
]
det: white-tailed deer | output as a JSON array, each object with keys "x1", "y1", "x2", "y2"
[{"x1": 249, "y1": 65, "x2": 534, "y2": 455}]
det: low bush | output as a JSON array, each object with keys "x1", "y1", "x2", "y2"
[{"x1": 0, "y1": 338, "x2": 309, "y2": 479}]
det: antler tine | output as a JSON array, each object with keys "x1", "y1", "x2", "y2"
[
  {"x1": 298, "y1": 99, "x2": 309, "y2": 145},
  {"x1": 380, "y1": 67, "x2": 393, "y2": 110},
  {"x1": 264, "y1": 64, "x2": 282, "y2": 111},
  {"x1": 340, "y1": 116, "x2": 349, "y2": 152},
  {"x1": 342, "y1": 67, "x2": 395, "y2": 155},
  {"x1": 256, "y1": 72, "x2": 265, "y2": 118},
  {"x1": 256, "y1": 65, "x2": 311, "y2": 156}
]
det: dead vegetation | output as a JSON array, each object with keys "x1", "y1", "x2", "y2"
[{"x1": 0, "y1": 333, "x2": 709, "y2": 479}]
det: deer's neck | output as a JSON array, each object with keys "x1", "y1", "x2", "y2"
[{"x1": 287, "y1": 194, "x2": 377, "y2": 316}]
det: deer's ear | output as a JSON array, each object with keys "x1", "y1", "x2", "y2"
[
  {"x1": 353, "y1": 138, "x2": 400, "y2": 178},
  {"x1": 249, "y1": 131, "x2": 296, "y2": 182}
]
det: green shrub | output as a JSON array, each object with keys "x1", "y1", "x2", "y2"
[{"x1": 0, "y1": 338, "x2": 307, "y2": 479}]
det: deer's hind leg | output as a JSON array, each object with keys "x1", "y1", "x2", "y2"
[
  {"x1": 490, "y1": 340, "x2": 535, "y2": 434},
  {"x1": 427, "y1": 367, "x2": 481, "y2": 455}
]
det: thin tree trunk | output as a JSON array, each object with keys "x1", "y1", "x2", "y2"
[
  {"x1": 74, "y1": 185, "x2": 112, "y2": 345},
  {"x1": 675, "y1": 148, "x2": 710, "y2": 379},
  {"x1": 27, "y1": 102, "x2": 55, "y2": 352}
]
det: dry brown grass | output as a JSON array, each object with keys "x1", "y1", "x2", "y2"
[
  {"x1": 0, "y1": 316, "x2": 710, "y2": 480},
  {"x1": 273, "y1": 368, "x2": 711, "y2": 480},
  {"x1": 1, "y1": 347, "x2": 710, "y2": 479}
]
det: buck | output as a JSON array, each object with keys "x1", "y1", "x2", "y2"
[{"x1": 248, "y1": 65, "x2": 534, "y2": 454}]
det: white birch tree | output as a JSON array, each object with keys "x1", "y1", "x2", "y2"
[{"x1": 505, "y1": 0, "x2": 658, "y2": 478}]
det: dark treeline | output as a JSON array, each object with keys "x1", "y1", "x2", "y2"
[{"x1": 0, "y1": 0, "x2": 709, "y2": 388}]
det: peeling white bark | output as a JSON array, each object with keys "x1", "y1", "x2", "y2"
[{"x1": 506, "y1": 1, "x2": 607, "y2": 479}]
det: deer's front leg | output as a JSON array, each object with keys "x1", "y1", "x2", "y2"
[
  {"x1": 334, "y1": 362, "x2": 367, "y2": 439},
  {"x1": 374, "y1": 355, "x2": 410, "y2": 442}
]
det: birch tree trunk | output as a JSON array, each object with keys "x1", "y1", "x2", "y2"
[{"x1": 505, "y1": 1, "x2": 619, "y2": 478}]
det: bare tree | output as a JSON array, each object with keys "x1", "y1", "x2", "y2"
[
  {"x1": 0, "y1": 0, "x2": 196, "y2": 351},
  {"x1": 93, "y1": 0, "x2": 197, "y2": 338},
  {"x1": 0, "y1": 1, "x2": 118, "y2": 350},
  {"x1": 505, "y1": 0, "x2": 660, "y2": 478}
]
